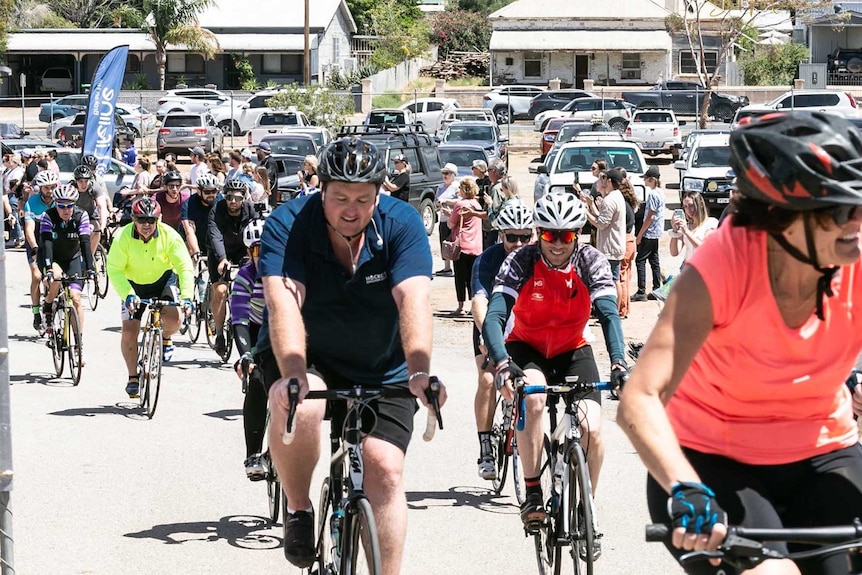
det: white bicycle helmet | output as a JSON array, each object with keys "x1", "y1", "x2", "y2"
[
  {"x1": 53, "y1": 183, "x2": 80, "y2": 203},
  {"x1": 196, "y1": 173, "x2": 220, "y2": 191},
  {"x1": 533, "y1": 192, "x2": 587, "y2": 230},
  {"x1": 34, "y1": 170, "x2": 59, "y2": 188},
  {"x1": 243, "y1": 219, "x2": 266, "y2": 248},
  {"x1": 494, "y1": 201, "x2": 534, "y2": 230}
]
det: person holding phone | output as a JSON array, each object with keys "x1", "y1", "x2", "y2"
[
  {"x1": 581, "y1": 168, "x2": 626, "y2": 299},
  {"x1": 669, "y1": 190, "x2": 718, "y2": 265}
]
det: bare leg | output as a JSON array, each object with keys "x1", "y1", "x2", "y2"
[
  {"x1": 515, "y1": 367, "x2": 548, "y2": 478},
  {"x1": 362, "y1": 436, "x2": 407, "y2": 575},
  {"x1": 474, "y1": 354, "x2": 495, "y2": 433},
  {"x1": 212, "y1": 281, "x2": 228, "y2": 331},
  {"x1": 160, "y1": 307, "x2": 180, "y2": 339},
  {"x1": 578, "y1": 399, "x2": 604, "y2": 494},
  {"x1": 121, "y1": 320, "x2": 141, "y2": 376}
]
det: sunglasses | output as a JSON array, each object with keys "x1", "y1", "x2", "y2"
[
  {"x1": 56, "y1": 203, "x2": 75, "y2": 210},
  {"x1": 201, "y1": 189, "x2": 217, "y2": 195},
  {"x1": 504, "y1": 232, "x2": 532, "y2": 244},
  {"x1": 824, "y1": 204, "x2": 862, "y2": 226},
  {"x1": 226, "y1": 195, "x2": 244, "y2": 202},
  {"x1": 134, "y1": 217, "x2": 157, "y2": 225},
  {"x1": 539, "y1": 229, "x2": 578, "y2": 244},
  {"x1": 166, "y1": 183, "x2": 182, "y2": 190}
]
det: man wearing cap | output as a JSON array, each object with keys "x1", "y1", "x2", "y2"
[
  {"x1": 122, "y1": 136, "x2": 137, "y2": 167},
  {"x1": 633, "y1": 164, "x2": 665, "y2": 301},
  {"x1": 188, "y1": 146, "x2": 211, "y2": 186},
  {"x1": 434, "y1": 162, "x2": 460, "y2": 276},
  {"x1": 382, "y1": 153, "x2": 410, "y2": 201},
  {"x1": 226, "y1": 150, "x2": 243, "y2": 181},
  {"x1": 580, "y1": 167, "x2": 627, "y2": 301},
  {"x1": 256, "y1": 142, "x2": 278, "y2": 200}
]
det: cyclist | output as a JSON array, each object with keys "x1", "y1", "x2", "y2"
[
  {"x1": 483, "y1": 192, "x2": 628, "y2": 542},
  {"x1": 471, "y1": 202, "x2": 535, "y2": 480},
  {"x1": 153, "y1": 170, "x2": 189, "y2": 232},
  {"x1": 181, "y1": 173, "x2": 222, "y2": 258},
  {"x1": 618, "y1": 112, "x2": 862, "y2": 575},
  {"x1": 71, "y1": 165, "x2": 108, "y2": 257},
  {"x1": 80, "y1": 154, "x2": 110, "y2": 207},
  {"x1": 230, "y1": 219, "x2": 268, "y2": 480},
  {"x1": 255, "y1": 136, "x2": 447, "y2": 573},
  {"x1": 106, "y1": 196, "x2": 194, "y2": 398},
  {"x1": 24, "y1": 170, "x2": 57, "y2": 331},
  {"x1": 208, "y1": 178, "x2": 256, "y2": 357},
  {"x1": 39, "y1": 184, "x2": 95, "y2": 361}
]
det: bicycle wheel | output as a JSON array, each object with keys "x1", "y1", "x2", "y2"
[
  {"x1": 137, "y1": 324, "x2": 153, "y2": 409},
  {"x1": 317, "y1": 477, "x2": 336, "y2": 575},
  {"x1": 341, "y1": 497, "x2": 382, "y2": 575},
  {"x1": 67, "y1": 306, "x2": 83, "y2": 386},
  {"x1": 513, "y1": 436, "x2": 525, "y2": 505},
  {"x1": 144, "y1": 327, "x2": 162, "y2": 419},
  {"x1": 95, "y1": 245, "x2": 109, "y2": 299},
  {"x1": 204, "y1": 285, "x2": 218, "y2": 349},
  {"x1": 534, "y1": 435, "x2": 559, "y2": 575},
  {"x1": 83, "y1": 276, "x2": 98, "y2": 311},
  {"x1": 491, "y1": 397, "x2": 510, "y2": 495},
  {"x1": 219, "y1": 318, "x2": 233, "y2": 363},
  {"x1": 568, "y1": 442, "x2": 595, "y2": 575},
  {"x1": 264, "y1": 451, "x2": 281, "y2": 524},
  {"x1": 50, "y1": 306, "x2": 65, "y2": 377}
]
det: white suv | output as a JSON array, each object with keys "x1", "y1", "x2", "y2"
[
  {"x1": 625, "y1": 108, "x2": 683, "y2": 160},
  {"x1": 156, "y1": 88, "x2": 232, "y2": 120},
  {"x1": 547, "y1": 140, "x2": 648, "y2": 202},
  {"x1": 208, "y1": 89, "x2": 285, "y2": 136},
  {"x1": 735, "y1": 90, "x2": 859, "y2": 120},
  {"x1": 482, "y1": 85, "x2": 546, "y2": 124}
]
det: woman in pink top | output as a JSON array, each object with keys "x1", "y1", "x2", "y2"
[
  {"x1": 448, "y1": 177, "x2": 484, "y2": 316},
  {"x1": 618, "y1": 112, "x2": 862, "y2": 575}
]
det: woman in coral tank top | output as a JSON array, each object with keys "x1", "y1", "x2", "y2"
[{"x1": 618, "y1": 111, "x2": 862, "y2": 575}]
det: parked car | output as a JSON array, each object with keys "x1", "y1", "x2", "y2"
[
  {"x1": 0, "y1": 140, "x2": 60, "y2": 155},
  {"x1": 273, "y1": 155, "x2": 306, "y2": 203},
  {"x1": 730, "y1": 106, "x2": 774, "y2": 130},
  {"x1": 437, "y1": 107, "x2": 495, "y2": 135},
  {"x1": 482, "y1": 85, "x2": 546, "y2": 124},
  {"x1": 38, "y1": 94, "x2": 89, "y2": 123},
  {"x1": 679, "y1": 128, "x2": 731, "y2": 162},
  {"x1": 258, "y1": 133, "x2": 318, "y2": 157},
  {"x1": 337, "y1": 124, "x2": 443, "y2": 235},
  {"x1": 55, "y1": 149, "x2": 136, "y2": 196},
  {"x1": 246, "y1": 109, "x2": 312, "y2": 146},
  {"x1": 280, "y1": 126, "x2": 333, "y2": 149},
  {"x1": 0, "y1": 123, "x2": 28, "y2": 139},
  {"x1": 625, "y1": 108, "x2": 683, "y2": 159},
  {"x1": 441, "y1": 120, "x2": 508, "y2": 167},
  {"x1": 828, "y1": 48, "x2": 862, "y2": 74},
  {"x1": 541, "y1": 119, "x2": 613, "y2": 159},
  {"x1": 437, "y1": 143, "x2": 493, "y2": 177},
  {"x1": 52, "y1": 111, "x2": 135, "y2": 149},
  {"x1": 156, "y1": 88, "x2": 232, "y2": 120},
  {"x1": 208, "y1": 89, "x2": 286, "y2": 136},
  {"x1": 363, "y1": 108, "x2": 416, "y2": 127},
  {"x1": 527, "y1": 89, "x2": 595, "y2": 120},
  {"x1": 733, "y1": 90, "x2": 859, "y2": 119},
  {"x1": 534, "y1": 97, "x2": 634, "y2": 132},
  {"x1": 621, "y1": 81, "x2": 749, "y2": 122},
  {"x1": 673, "y1": 134, "x2": 733, "y2": 212},
  {"x1": 156, "y1": 112, "x2": 224, "y2": 158},
  {"x1": 546, "y1": 140, "x2": 648, "y2": 202},
  {"x1": 115, "y1": 104, "x2": 157, "y2": 137},
  {"x1": 39, "y1": 67, "x2": 74, "y2": 94},
  {"x1": 399, "y1": 98, "x2": 459, "y2": 134}
]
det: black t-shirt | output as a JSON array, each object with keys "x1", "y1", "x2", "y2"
[
  {"x1": 625, "y1": 201, "x2": 635, "y2": 234},
  {"x1": 634, "y1": 202, "x2": 645, "y2": 234},
  {"x1": 389, "y1": 172, "x2": 410, "y2": 202},
  {"x1": 476, "y1": 175, "x2": 491, "y2": 206},
  {"x1": 24, "y1": 162, "x2": 39, "y2": 183}
]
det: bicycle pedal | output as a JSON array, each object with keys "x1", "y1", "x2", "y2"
[{"x1": 523, "y1": 519, "x2": 543, "y2": 536}]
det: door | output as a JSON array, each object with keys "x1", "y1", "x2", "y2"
[{"x1": 574, "y1": 55, "x2": 589, "y2": 90}]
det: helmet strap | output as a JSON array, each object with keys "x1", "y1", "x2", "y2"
[{"x1": 769, "y1": 214, "x2": 837, "y2": 321}]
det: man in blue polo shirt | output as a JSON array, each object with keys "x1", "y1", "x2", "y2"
[{"x1": 255, "y1": 137, "x2": 447, "y2": 573}]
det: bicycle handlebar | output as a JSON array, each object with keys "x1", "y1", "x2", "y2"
[
  {"x1": 138, "y1": 298, "x2": 183, "y2": 309},
  {"x1": 515, "y1": 376, "x2": 612, "y2": 431},
  {"x1": 282, "y1": 377, "x2": 444, "y2": 445}
]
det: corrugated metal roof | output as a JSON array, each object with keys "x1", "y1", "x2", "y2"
[
  {"x1": 197, "y1": 0, "x2": 355, "y2": 33},
  {"x1": 489, "y1": 29, "x2": 672, "y2": 51},
  {"x1": 490, "y1": 0, "x2": 670, "y2": 19}
]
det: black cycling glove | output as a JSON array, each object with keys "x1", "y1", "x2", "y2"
[
  {"x1": 668, "y1": 481, "x2": 726, "y2": 534},
  {"x1": 494, "y1": 358, "x2": 525, "y2": 390},
  {"x1": 610, "y1": 364, "x2": 629, "y2": 399}
]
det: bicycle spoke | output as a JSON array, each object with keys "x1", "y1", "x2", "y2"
[
  {"x1": 145, "y1": 327, "x2": 162, "y2": 419},
  {"x1": 568, "y1": 443, "x2": 596, "y2": 575},
  {"x1": 534, "y1": 435, "x2": 555, "y2": 575}
]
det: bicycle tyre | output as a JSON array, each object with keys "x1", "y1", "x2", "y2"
[
  {"x1": 145, "y1": 327, "x2": 162, "y2": 419},
  {"x1": 491, "y1": 397, "x2": 510, "y2": 495},
  {"x1": 50, "y1": 305, "x2": 65, "y2": 377},
  {"x1": 218, "y1": 311, "x2": 233, "y2": 363},
  {"x1": 568, "y1": 442, "x2": 595, "y2": 575},
  {"x1": 67, "y1": 305, "x2": 83, "y2": 386},
  {"x1": 341, "y1": 497, "x2": 382, "y2": 575},
  {"x1": 137, "y1": 325, "x2": 153, "y2": 410},
  {"x1": 265, "y1": 451, "x2": 280, "y2": 524},
  {"x1": 204, "y1": 284, "x2": 218, "y2": 349},
  {"x1": 187, "y1": 302, "x2": 203, "y2": 343},
  {"x1": 95, "y1": 245, "x2": 109, "y2": 299},
  {"x1": 84, "y1": 276, "x2": 98, "y2": 311},
  {"x1": 317, "y1": 477, "x2": 335, "y2": 574},
  {"x1": 534, "y1": 435, "x2": 558, "y2": 575},
  {"x1": 513, "y1": 438, "x2": 525, "y2": 505}
]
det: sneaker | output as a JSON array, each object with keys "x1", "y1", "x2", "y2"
[
  {"x1": 244, "y1": 454, "x2": 266, "y2": 481},
  {"x1": 33, "y1": 314, "x2": 42, "y2": 331},
  {"x1": 214, "y1": 334, "x2": 227, "y2": 357},
  {"x1": 520, "y1": 491, "x2": 547, "y2": 528},
  {"x1": 630, "y1": 292, "x2": 648, "y2": 302},
  {"x1": 126, "y1": 378, "x2": 140, "y2": 398},
  {"x1": 477, "y1": 455, "x2": 497, "y2": 480},
  {"x1": 162, "y1": 339, "x2": 174, "y2": 362},
  {"x1": 434, "y1": 268, "x2": 454, "y2": 277},
  {"x1": 283, "y1": 510, "x2": 316, "y2": 568}
]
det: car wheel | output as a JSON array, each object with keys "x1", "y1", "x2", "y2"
[
  {"x1": 218, "y1": 120, "x2": 239, "y2": 137},
  {"x1": 494, "y1": 106, "x2": 511, "y2": 125},
  {"x1": 712, "y1": 104, "x2": 733, "y2": 123},
  {"x1": 128, "y1": 126, "x2": 141, "y2": 138},
  {"x1": 609, "y1": 118, "x2": 628, "y2": 132},
  {"x1": 419, "y1": 198, "x2": 436, "y2": 236}
]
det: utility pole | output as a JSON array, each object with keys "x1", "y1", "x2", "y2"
[
  {"x1": 0, "y1": 239, "x2": 14, "y2": 575},
  {"x1": 304, "y1": 0, "x2": 310, "y2": 84}
]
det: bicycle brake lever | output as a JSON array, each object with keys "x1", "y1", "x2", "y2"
[
  {"x1": 422, "y1": 377, "x2": 443, "y2": 442},
  {"x1": 282, "y1": 378, "x2": 299, "y2": 445}
]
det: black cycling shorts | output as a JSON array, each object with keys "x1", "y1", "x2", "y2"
[
  {"x1": 646, "y1": 444, "x2": 862, "y2": 575},
  {"x1": 256, "y1": 347, "x2": 418, "y2": 453},
  {"x1": 122, "y1": 270, "x2": 179, "y2": 321},
  {"x1": 506, "y1": 341, "x2": 602, "y2": 405}
]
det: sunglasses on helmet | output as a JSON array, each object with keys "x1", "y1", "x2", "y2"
[{"x1": 539, "y1": 229, "x2": 578, "y2": 244}]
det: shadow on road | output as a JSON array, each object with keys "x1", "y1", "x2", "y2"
[
  {"x1": 167, "y1": 358, "x2": 228, "y2": 370},
  {"x1": 10, "y1": 372, "x2": 71, "y2": 387},
  {"x1": 9, "y1": 332, "x2": 46, "y2": 344},
  {"x1": 203, "y1": 408, "x2": 243, "y2": 421},
  {"x1": 124, "y1": 515, "x2": 280, "y2": 549},
  {"x1": 48, "y1": 402, "x2": 150, "y2": 420},
  {"x1": 407, "y1": 486, "x2": 517, "y2": 515}
]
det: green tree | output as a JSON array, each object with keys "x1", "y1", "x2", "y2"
[
  {"x1": 47, "y1": 0, "x2": 126, "y2": 28},
  {"x1": 428, "y1": 9, "x2": 490, "y2": 59},
  {"x1": 142, "y1": 0, "x2": 219, "y2": 90},
  {"x1": 266, "y1": 84, "x2": 355, "y2": 130},
  {"x1": 0, "y1": 0, "x2": 16, "y2": 62},
  {"x1": 368, "y1": 0, "x2": 429, "y2": 69},
  {"x1": 739, "y1": 42, "x2": 808, "y2": 85},
  {"x1": 348, "y1": 0, "x2": 421, "y2": 33},
  {"x1": 456, "y1": 0, "x2": 515, "y2": 16}
]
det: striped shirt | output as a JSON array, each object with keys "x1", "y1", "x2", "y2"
[{"x1": 230, "y1": 261, "x2": 265, "y2": 326}]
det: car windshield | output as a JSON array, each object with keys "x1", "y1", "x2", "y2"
[
  {"x1": 288, "y1": 130, "x2": 324, "y2": 147},
  {"x1": 259, "y1": 114, "x2": 299, "y2": 126},
  {"x1": 634, "y1": 112, "x2": 674, "y2": 123},
  {"x1": 277, "y1": 158, "x2": 305, "y2": 176},
  {"x1": 368, "y1": 111, "x2": 405, "y2": 125},
  {"x1": 445, "y1": 125, "x2": 495, "y2": 143},
  {"x1": 164, "y1": 115, "x2": 202, "y2": 128},
  {"x1": 439, "y1": 148, "x2": 486, "y2": 168},
  {"x1": 266, "y1": 139, "x2": 315, "y2": 156},
  {"x1": 556, "y1": 124, "x2": 609, "y2": 142},
  {"x1": 555, "y1": 147, "x2": 643, "y2": 174},
  {"x1": 691, "y1": 146, "x2": 731, "y2": 168}
]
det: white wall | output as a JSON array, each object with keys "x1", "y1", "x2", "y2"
[
  {"x1": 492, "y1": 51, "x2": 666, "y2": 84},
  {"x1": 367, "y1": 54, "x2": 437, "y2": 93},
  {"x1": 321, "y1": 7, "x2": 353, "y2": 70}
]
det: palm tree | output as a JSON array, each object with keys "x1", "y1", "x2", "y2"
[{"x1": 143, "y1": 0, "x2": 219, "y2": 90}]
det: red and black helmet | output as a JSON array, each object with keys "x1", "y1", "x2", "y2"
[
  {"x1": 131, "y1": 196, "x2": 162, "y2": 218},
  {"x1": 729, "y1": 111, "x2": 862, "y2": 211}
]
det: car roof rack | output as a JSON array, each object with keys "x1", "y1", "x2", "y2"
[{"x1": 336, "y1": 123, "x2": 434, "y2": 147}]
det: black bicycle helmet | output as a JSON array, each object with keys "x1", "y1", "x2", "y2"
[
  {"x1": 163, "y1": 170, "x2": 183, "y2": 184},
  {"x1": 317, "y1": 137, "x2": 387, "y2": 185},
  {"x1": 81, "y1": 154, "x2": 98, "y2": 169},
  {"x1": 224, "y1": 178, "x2": 248, "y2": 194},
  {"x1": 730, "y1": 111, "x2": 862, "y2": 210},
  {"x1": 73, "y1": 165, "x2": 93, "y2": 180},
  {"x1": 131, "y1": 196, "x2": 162, "y2": 218}
]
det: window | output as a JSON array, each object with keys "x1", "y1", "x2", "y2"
[
  {"x1": 622, "y1": 52, "x2": 641, "y2": 80},
  {"x1": 404, "y1": 103, "x2": 421, "y2": 113},
  {"x1": 421, "y1": 146, "x2": 440, "y2": 174},
  {"x1": 166, "y1": 54, "x2": 204, "y2": 74},
  {"x1": 575, "y1": 100, "x2": 597, "y2": 111},
  {"x1": 126, "y1": 54, "x2": 141, "y2": 73},
  {"x1": 524, "y1": 52, "x2": 542, "y2": 78},
  {"x1": 263, "y1": 54, "x2": 303, "y2": 75},
  {"x1": 778, "y1": 93, "x2": 839, "y2": 108},
  {"x1": 427, "y1": 101, "x2": 444, "y2": 112},
  {"x1": 248, "y1": 96, "x2": 270, "y2": 108},
  {"x1": 679, "y1": 51, "x2": 718, "y2": 75}
]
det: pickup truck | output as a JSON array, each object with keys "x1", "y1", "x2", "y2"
[
  {"x1": 625, "y1": 109, "x2": 682, "y2": 160},
  {"x1": 247, "y1": 109, "x2": 312, "y2": 146},
  {"x1": 621, "y1": 81, "x2": 748, "y2": 122}
]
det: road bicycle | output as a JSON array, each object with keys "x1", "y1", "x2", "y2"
[
  {"x1": 82, "y1": 243, "x2": 109, "y2": 311},
  {"x1": 180, "y1": 255, "x2": 208, "y2": 344},
  {"x1": 203, "y1": 262, "x2": 239, "y2": 363},
  {"x1": 646, "y1": 521, "x2": 862, "y2": 572},
  {"x1": 283, "y1": 378, "x2": 444, "y2": 575},
  {"x1": 136, "y1": 299, "x2": 182, "y2": 419},
  {"x1": 517, "y1": 376, "x2": 611, "y2": 575},
  {"x1": 45, "y1": 275, "x2": 84, "y2": 386},
  {"x1": 490, "y1": 395, "x2": 524, "y2": 503}
]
